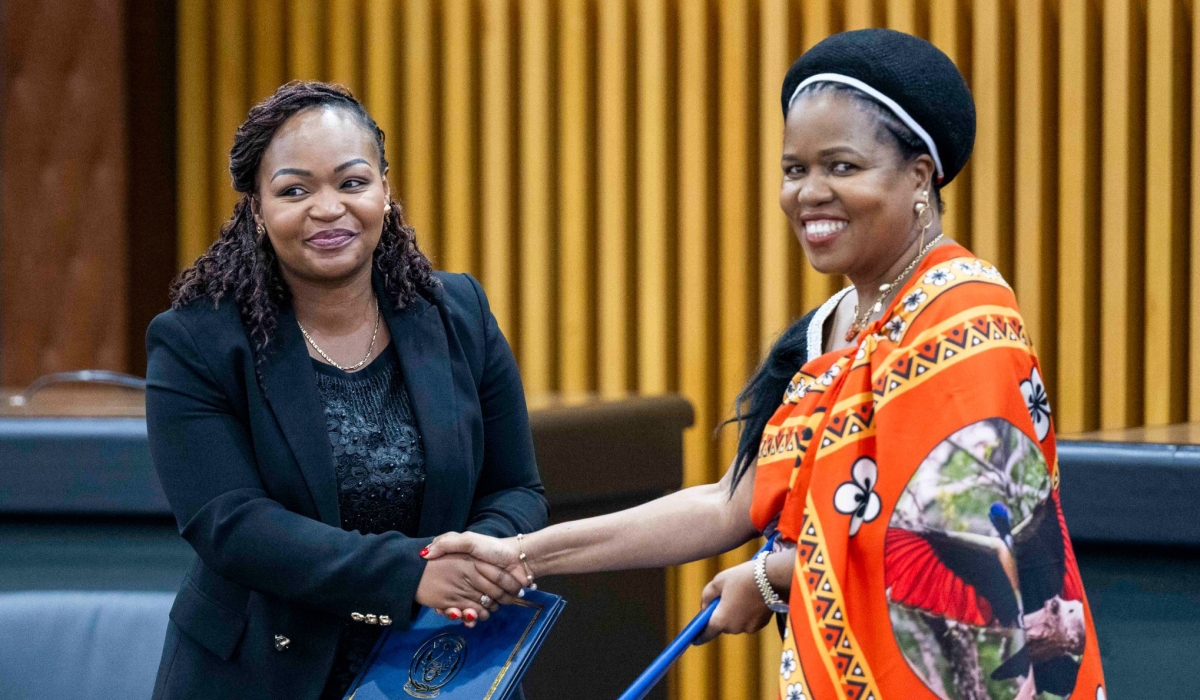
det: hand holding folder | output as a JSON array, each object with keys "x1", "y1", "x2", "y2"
[{"x1": 343, "y1": 589, "x2": 565, "y2": 700}]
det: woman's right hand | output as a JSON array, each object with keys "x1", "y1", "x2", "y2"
[
  {"x1": 423, "y1": 532, "x2": 525, "y2": 582},
  {"x1": 414, "y1": 553, "x2": 525, "y2": 627}
]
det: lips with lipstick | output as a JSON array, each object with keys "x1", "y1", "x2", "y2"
[
  {"x1": 802, "y1": 218, "x2": 848, "y2": 242},
  {"x1": 306, "y1": 228, "x2": 359, "y2": 250}
]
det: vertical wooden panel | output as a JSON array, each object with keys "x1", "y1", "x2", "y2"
[
  {"x1": 401, "y1": 0, "x2": 439, "y2": 260},
  {"x1": 213, "y1": 0, "x2": 247, "y2": 233},
  {"x1": 760, "y1": 0, "x2": 798, "y2": 348},
  {"x1": 598, "y1": 0, "x2": 634, "y2": 395},
  {"x1": 929, "y1": 0, "x2": 971, "y2": 246},
  {"x1": 480, "y1": 0, "x2": 517, "y2": 337},
  {"x1": 519, "y1": 0, "x2": 556, "y2": 393},
  {"x1": 288, "y1": 0, "x2": 322, "y2": 79},
  {"x1": 1193, "y1": 0, "x2": 1200, "y2": 420},
  {"x1": 845, "y1": 0, "x2": 885, "y2": 28},
  {"x1": 251, "y1": 0, "x2": 285, "y2": 101},
  {"x1": 1100, "y1": 0, "x2": 1145, "y2": 429},
  {"x1": 887, "y1": 0, "x2": 925, "y2": 36},
  {"x1": 1057, "y1": 0, "x2": 1101, "y2": 433},
  {"x1": 1143, "y1": 0, "x2": 1189, "y2": 425},
  {"x1": 327, "y1": 0, "x2": 360, "y2": 92},
  {"x1": 799, "y1": 0, "x2": 843, "y2": 311},
  {"x1": 442, "y1": 0, "x2": 477, "y2": 274},
  {"x1": 676, "y1": 2, "x2": 717, "y2": 694},
  {"x1": 972, "y1": 0, "x2": 1014, "y2": 277},
  {"x1": 558, "y1": 0, "x2": 594, "y2": 392},
  {"x1": 177, "y1": 0, "x2": 210, "y2": 267},
  {"x1": 1013, "y1": 0, "x2": 1057, "y2": 391},
  {"x1": 637, "y1": 0, "x2": 673, "y2": 394},
  {"x1": 2, "y1": 0, "x2": 129, "y2": 381},
  {"x1": 364, "y1": 0, "x2": 397, "y2": 161},
  {"x1": 717, "y1": 1, "x2": 759, "y2": 698}
]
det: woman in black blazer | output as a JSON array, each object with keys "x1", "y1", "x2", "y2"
[{"x1": 146, "y1": 82, "x2": 547, "y2": 699}]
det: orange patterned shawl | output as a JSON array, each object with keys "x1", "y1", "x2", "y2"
[{"x1": 751, "y1": 243, "x2": 1105, "y2": 700}]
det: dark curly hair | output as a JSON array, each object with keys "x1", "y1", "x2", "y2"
[{"x1": 170, "y1": 81, "x2": 437, "y2": 358}]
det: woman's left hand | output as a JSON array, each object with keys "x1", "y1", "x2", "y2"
[{"x1": 693, "y1": 559, "x2": 775, "y2": 645}]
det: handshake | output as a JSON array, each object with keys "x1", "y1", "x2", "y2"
[
  {"x1": 413, "y1": 532, "x2": 527, "y2": 628},
  {"x1": 410, "y1": 529, "x2": 785, "y2": 646}
]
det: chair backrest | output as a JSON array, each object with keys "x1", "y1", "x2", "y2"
[{"x1": 0, "y1": 591, "x2": 173, "y2": 700}]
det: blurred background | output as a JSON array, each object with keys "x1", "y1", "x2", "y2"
[{"x1": 2, "y1": 0, "x2": 1200, "y2": 699}]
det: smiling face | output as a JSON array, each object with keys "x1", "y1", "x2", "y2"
[
  {"x1": 254, "y1": 107, "x2": 390, "y2": 287},
  {"x1": 778, "y1": 90, "x2": 934, "y2": 282}
]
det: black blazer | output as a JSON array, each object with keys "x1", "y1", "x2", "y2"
[{"x1": 145, "y1": 271, "x2": 548, "y2": 700}]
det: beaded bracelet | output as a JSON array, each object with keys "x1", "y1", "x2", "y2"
[{"x1": 516, "y1": 533, "x2": 537, "y2": 590}]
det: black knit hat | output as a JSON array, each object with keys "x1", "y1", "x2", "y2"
[{"x1": 781, "y1": 29, "x2": 975, "y2": 186}]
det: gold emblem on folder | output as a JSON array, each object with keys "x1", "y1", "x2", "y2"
[{"x1": 404, "y1": 633, "x2": 467, "y2": 698}]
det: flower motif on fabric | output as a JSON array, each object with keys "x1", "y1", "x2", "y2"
[
  {"x1": 785, "y1": 683, "x2": 806, "y2": 700},
  {"x1": 1020, "y1": 367, "x2": 1052, "y2": 441},
  {"x1": 981, "y1": 264, "x2": 1003, "y2": 280},
  {"x1": 785, "y1": 378, "x2": 809, "y2": 403},
  {"x1": 833, "y1": 457, "x2": 883, "y2": 536},
  {"x1": 902, "y1": 289, "x2": 928, "y2": 312},
  {"x1": 952, "y1": 260, "x2": 981, "y2": 276},
  {"x1": 882, "y1": 316, "x2": 907, "y2": 343},
  {"x1": 780, "y1": 649, "x2": 797, "y2": 680},
  {"x1": 923, "y1": 268, "x2": 955, "y2": 286},
  {"x1": 818, "y1": 365, "x2": 842, "y2": 387}
]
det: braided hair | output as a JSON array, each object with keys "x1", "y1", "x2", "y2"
[{"x1": 170, "y1": 81, "x2": 437, "y2": 359}]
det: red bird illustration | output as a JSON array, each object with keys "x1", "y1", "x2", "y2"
[{"x1": 884, "y1": 491, "x2": 1085, "y2": 696}]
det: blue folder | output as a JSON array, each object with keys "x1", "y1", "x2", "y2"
[{"x1": 343, "y1": 589, "x2": 565, "y2": 700}]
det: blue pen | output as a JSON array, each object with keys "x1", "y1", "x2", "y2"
[{"x1": 616, "y1": 536, "x2": 778, "y2": 700}]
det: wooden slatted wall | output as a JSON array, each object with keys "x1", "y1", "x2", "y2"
[{"x1": 177, "y1": 1, "x2": 1194, "y2": 697}]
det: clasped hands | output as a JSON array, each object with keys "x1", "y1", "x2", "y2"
[{"x1": 419, "y1": 532, "x2": 781, "y2": 642}]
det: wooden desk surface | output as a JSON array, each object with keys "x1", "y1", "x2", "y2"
[
  {"x1": 0, "y1": 387, "x2": 145, "y2": 417},
  {"x1": 1060, "y1": 423, "x2": 1200, "y2": 445},
  {"x1": 0, "y1": 387, "x2": 691, "y2": 422}
]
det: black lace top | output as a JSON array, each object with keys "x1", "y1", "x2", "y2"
[{"x1": 313, "y1": 348, "x2": 427, "y2": 699}]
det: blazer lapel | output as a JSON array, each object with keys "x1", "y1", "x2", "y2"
[
  {"x1": 259, "y1": 305, "x2": 341, "y2": 526},
  {"x1": 377, "y1": 280, "x2": 466, "y2": 538}
]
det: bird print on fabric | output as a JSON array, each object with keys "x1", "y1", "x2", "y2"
[{"x1": 883, "y1": 418, "x2": 1086, "y2": 700}]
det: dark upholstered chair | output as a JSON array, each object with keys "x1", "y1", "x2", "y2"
[{"x1": 0, "y1": 591, "x2": 172, "y2": 700}]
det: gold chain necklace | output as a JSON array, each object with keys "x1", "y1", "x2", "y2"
[
  {"x1": 297, "y1": 297, "x2": 381, "y2": 372},
  {"x1": 845, "y1": 232, "x2": 944, "y2": 342}
]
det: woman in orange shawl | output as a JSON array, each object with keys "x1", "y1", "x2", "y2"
[{"x1": 426, "y1": 29, "x2": 1106, "y2": 700}]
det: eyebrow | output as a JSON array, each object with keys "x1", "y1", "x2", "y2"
[
  {"x1": 270, "y1": 158, "x2": 371, "y2": 182},
  {"x1": 334, "y1": 158, "x2": 370, "y2": 173},
  {"x1": 270, "y1": 167, "x2": 311, "y2": 181},
  {"x1": 818, "y1": 146, "x2": 864, "y2": 157}
]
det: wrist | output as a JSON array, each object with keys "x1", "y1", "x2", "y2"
[
  {"x1": 765, "y1": 550, "x2": 793, "y2": 594},
  {"x1": 515, "y1": 533, "x2": 539, "y2": 589},
  {"x1": 754, "y1": 551, "x2": 789, "y2": 613}
]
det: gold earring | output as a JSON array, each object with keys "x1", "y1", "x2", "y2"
[
  {"x1": 915, "y1": 191, "x2": 933, "y2": 245},
  {"x1": 256, "y1": 223, "x2": 266, "y2": 237}
]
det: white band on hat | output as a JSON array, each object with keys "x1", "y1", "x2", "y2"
[{"x1": 789, "y1": 72, "x2": 944, "y2": 181}]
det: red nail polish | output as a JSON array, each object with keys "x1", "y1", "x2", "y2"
[
  {"x1": 419, "y1": 547, "x2": 430, "y2": 557},
  {"x1": 465, "y1": 610, "x2": 477, "y2": 621},
  {"x1": 448, "y1": 611, "x2": 460, "y2": 620}
]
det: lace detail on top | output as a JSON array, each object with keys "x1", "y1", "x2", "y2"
[
  {"x1": 313, "y1": 348, "x2": 426, "y2": 700},
  {"x1": 314, "y1": 349, "x2": 426, "y2": 537}
]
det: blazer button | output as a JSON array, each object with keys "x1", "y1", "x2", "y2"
[
  {"x1": 274, "y1": 634, "x2": 291, "y2": 652},
  {"x1": 351, "y1": 612, "x2": 365, "y2": 622},
  {"x1": 379, "y1": 615, "x2": 393, "y2": 626},
  {"x1": 365, "y1": 614, "x2": 379, "y2": 625}
]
